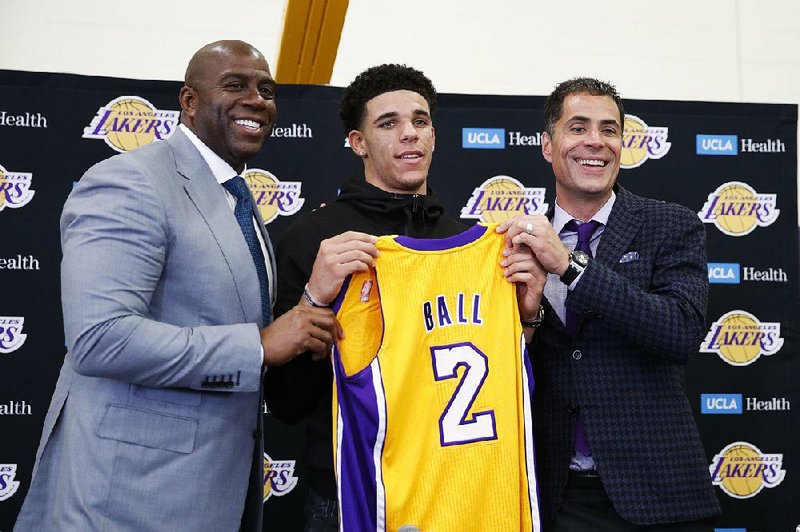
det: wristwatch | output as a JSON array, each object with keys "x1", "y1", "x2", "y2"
[
  {"x1": 521, "y1": 305, "x2": 545, "y2": 328},
  {"x1": 559, "y1": 250, "x2": 590, "y2": 285}
]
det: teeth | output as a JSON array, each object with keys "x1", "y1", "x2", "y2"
[
  {"x1": 400, "y1": 154, "x2": 421, "y2": 159},
  {"x1": 578, "y1": 159, "x2": 605, "y2": 167},
  {"x1": 235, "y1": 119, "x2": 260, "y2": 130}
]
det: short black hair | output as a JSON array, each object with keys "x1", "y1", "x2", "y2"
[
  {"x1": 543, "y1": 77, "x2": 625, "y2": 136},
  {"x1": 339, "y1": 64, "x2": 437, "y2": 134}
]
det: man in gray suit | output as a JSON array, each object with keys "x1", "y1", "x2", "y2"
[{"x1": 15, "y1": 40, "x2": 358, "y2": 531}]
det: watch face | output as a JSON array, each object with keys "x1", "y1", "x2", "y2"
[{"x1": 572, "y1": 250, "x2": 590, "y2": 267}]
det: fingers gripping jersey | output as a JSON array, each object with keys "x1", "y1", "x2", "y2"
[{"x1": 332, "y1": 224, "x2": 540, "y2": 532}]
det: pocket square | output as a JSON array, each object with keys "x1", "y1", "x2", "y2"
[{"x1": 619, "y1": 251, "x2": 639, "y2": 263}]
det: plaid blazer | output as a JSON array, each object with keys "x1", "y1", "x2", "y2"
[{"x1": 532, "y1": 185, "x2": 721, "y2": 524}]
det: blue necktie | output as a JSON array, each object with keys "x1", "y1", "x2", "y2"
[
  {"x1": 222, "y1": 176, "x2": 272, "y2": 326},
  {"x1": 563, "y1": 219, "x2": 601, "y2": 456}
]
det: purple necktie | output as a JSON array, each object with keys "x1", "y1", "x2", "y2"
[{"x1": 563, "y1": 219, "x2": 601, "y2": 456}]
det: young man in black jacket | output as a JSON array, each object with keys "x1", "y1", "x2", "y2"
[{"x1": 266, "y1": 64, "x2": 545, "y2": 531}]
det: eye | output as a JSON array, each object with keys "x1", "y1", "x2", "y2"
[
  {"x1": 414, "y1": 118, "x2": 430, "y2": 126},
  {"x1": 570, "y1": 125, "x2": 586, "y2": 133},
  {"x1": 225, "y1": 81, "x2": 245, "y2": 90},
  {"x1": 259, "y1": 86, "x2": 276, "y2": 99},
  {"x1": 378, "y1": 120, "x2": 396, "y2": 128}
]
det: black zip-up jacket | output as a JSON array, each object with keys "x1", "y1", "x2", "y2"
[{"x1": 265, "y1": 175, "x2": 466, "y2": 498}]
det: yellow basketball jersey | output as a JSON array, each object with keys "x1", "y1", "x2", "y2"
[{"x1": 332, "y1": 224, "x2": 540, "y2": 532}]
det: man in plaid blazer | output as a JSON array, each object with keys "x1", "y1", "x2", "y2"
[{"x1": 499, "y1": 77, "x2": 721, "y2": 530}]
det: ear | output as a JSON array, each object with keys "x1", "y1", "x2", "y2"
[
  {"x1": 541, "y1": 131, "x2": 553, "y2": 163},
  {"x1": 430, "y1": 125, "x2": 436, "y2": 153},
  {"x1": 179, "y1": 85, "x2": 197, "y2": 118},
  {"x1": 348, "y1": 130, "x2": 366, "y2": 158}
]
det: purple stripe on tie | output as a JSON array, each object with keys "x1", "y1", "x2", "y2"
[{"x1": 394, "y1": 223, "x2": 486, "y2": 251}]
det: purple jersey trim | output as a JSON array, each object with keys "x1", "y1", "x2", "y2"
[
  {"x1": 522, "y1": 341, "x2": 542, "y2": 530},
  {"x1": 335, "y1": 351, "x2": 385, "y2": 531},
  {"x1": 394, "y1": 223, "x2": 487, "y2": 251},
  {"x1": 332, "y1": 275, "x2": 353, "y2": 314},
  {"x1": 334, "y1": 271, "x2": 389, "y2": 531}
]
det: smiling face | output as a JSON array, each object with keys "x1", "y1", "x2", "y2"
[
  {"x1": 180, "y1": 41, "x2": 277, "y2": 173},
  {"x1": 348, "y1": 89, "x2": 435, "y2": 195},
  {"x1": 542, "y1": 92, "x2": 622, "y2": 215}
]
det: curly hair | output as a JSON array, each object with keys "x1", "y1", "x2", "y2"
[
  {"x1": 543, "y1": 77, "x2": 625, "y2": 137},
  {"x1": 339, "y1": 64, "x2": 437, "y2": 134}
]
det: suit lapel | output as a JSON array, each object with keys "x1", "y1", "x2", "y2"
[
  {"x1": 168, "y1": 129, "x2": 262, "y2": 324},
  {"x1": 545, "y1": 186, "x2": 645, "y2": 335},
  {"x1": 595, "y1": 186, "x2": 645, "y2": 267},
  {"x1": 252, "y1": 205, "x2": 276, "y2": 308}
]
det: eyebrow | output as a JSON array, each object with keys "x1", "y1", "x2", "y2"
[
  {"x1": 373, "y1": 111, "x2": 399, "y2": 124},
  {"x1": 372, "y1": 108, "x2": 431, "y2": 125},
  {"x1": 567, "y1": 115, "x2": 620, "y2": 127},
  {"x1": 219, "y1": 72, "x2": 276, "y2": 85}
]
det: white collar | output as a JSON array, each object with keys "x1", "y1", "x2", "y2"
[{"x1": 179, "y1": 123, "x2": 244, "y2": 184}]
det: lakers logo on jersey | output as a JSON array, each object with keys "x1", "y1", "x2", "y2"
[{"x1": 332, "y1": 224, "x2": 541, "y2": 532}]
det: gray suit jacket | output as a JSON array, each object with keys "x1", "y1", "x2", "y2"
[{"x1": 15, "y1": 128, "x2": 272, "y2": 531}]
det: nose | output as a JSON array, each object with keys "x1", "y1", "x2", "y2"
[
  {"x1": 584, "y1": 127, "x2": 603, "y2": 147},
  {"x1": 242, "y1": 85, "x2": 268, "y2": 110},
  {"x1": 400, "y1": 120, "x2": 419, "y2": 142}
]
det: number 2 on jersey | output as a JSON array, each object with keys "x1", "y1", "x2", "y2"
[{"x1": 431, "y1": 342, "x2": 497, "y2": 446}]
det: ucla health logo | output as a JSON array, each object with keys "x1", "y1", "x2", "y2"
[
  {"x1": 262, "y1": 452, "x2": 298, "y2": 502},
  {"x1": 701, "y1": 394, "x2": 743, "y2": 414},
  {"x1": 0, "y1": 317, "x2": 27, "y2": 354},
  {"x1": 700, "y1": 310, "x2": 783, "y2": 366},
  {"x1": 0, "y1": 163, "x2": 35, "y2": 213},
  {"x1": 708, "y1": 263, "x2": 740, "y2": 284},
  {"x1": 697, "y1": 134, "x2": 738, "y2": 156},
  {"x1": 462, "y1": 128, "x2": 505, "y2": 149},
  {"x1": 620, "y1": 114, "x2": 671, "y2": 168},
  {"x1": 709, "y1": 442, "x2": 785, "y2": 499},
  {"x1": 270, "y1": 122, "x2": 313, "y2": 138},
  {"x1": 699, "y1": 181, "x2": 779, "y2": 236},
  {"x1": 461, "y1": 175, "x2": 548, "y2": 223},
  {"x1": 701, "y1": 394, "x2": 790, "y2": 415},
  {"x1": 0, "y1": 464, "x2": 20, "y2": 501},
  {"x1": 83, "y1": 96, "x2": 179, "y2": 152},
  {"x1": 243, "y1": 169, "x2": 305, "y2": 225}
]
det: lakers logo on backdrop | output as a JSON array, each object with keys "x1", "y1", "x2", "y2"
[
  {"x1": 0, "y1": 317, "x2": 27, "y2": 355},
  {"x1": 0, "y1": 163, "x2": 35, "y2": 213},
  {"x1": 83, "y1": 96, "x2": 179, "y2": 152},
  {"x1": 698, "y1": 181, "x2": 779, "y2": 236},
  {"x1": 709, "y1": 442, "x2": 785, "y2": 499},
  {"x1": 620, "y1": 114, "x2": 671, "y2": 168},
  {"x1": 243, "y1": 169, "x2": 305, "y2": 224},
  {"x1": 0, "y1": 464, "x2": 20, "y2": 501},
  {"x1": 700, "y1": 310, "x2": 783, "y2": 366},
  {"x1": 461, "y1": 175, "x2": 548, "y2": 223},
  {"x1": 262, "y1": 452, "x2": 298, "y2": 502}
]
